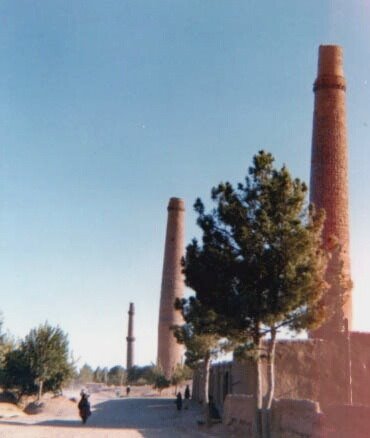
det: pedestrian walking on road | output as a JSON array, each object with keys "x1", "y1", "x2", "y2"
[
  {"x1": 176, "y1": 392, "x2": 183, "y2": 411},
  {"x1": 78, "y1": 391, "x2": 91, "y2": 424},
  {"x1": 184, "y1": 385, "x2": 190, "y2": 409}
]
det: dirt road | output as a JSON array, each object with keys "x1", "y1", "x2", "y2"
[{"x1": 0, "y1": 391, "x2": 225, "y2": 437}]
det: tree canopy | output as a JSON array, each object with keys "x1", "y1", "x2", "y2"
[
  {"x1": 185, "y1": 151, "x2": 327, "y2": 340},
  {"x1": 3, "y1": 322, "x2": 74, "y2": 399},
  {"x1": 107, "y1": 365, "x2": 126, "y2": 386},
  {"x1": 78, "y1": 364, "x2": 94, "y2": 384},
  {"x1": 178, "y1": 151, "x2": 328, "y2": 437},
  {"x1": 174, "y1": 296, "x2": 231, "y2": 405}
]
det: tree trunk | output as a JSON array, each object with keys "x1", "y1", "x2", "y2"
[
  {"x1": 266, "y1": 326, "x2": 277, "y2": 410},
  {"x1": 37, "y1": 380, "x2": 43, "y2": 402},
  {"x1": 253, "y1": 336, "x2": 263, "y2": 438},
  {"x1": 201, "y1": 352, "x2": 211, "y2": 406},
  {"x1": 265, "y1": 326, "x2": 277, "y2": 438},
  {"x1": 200, "y1": 352, "x2": 211, "y2": 422}
]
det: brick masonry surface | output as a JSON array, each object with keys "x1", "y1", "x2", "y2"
[
  {"x1": 157, "y1": 198, "x2": 185, "y2": 378},
  {"x1": 310, "y1": 45, "x2": 352, "y2": 336}
]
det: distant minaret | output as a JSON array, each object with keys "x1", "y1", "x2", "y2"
[
  {"x1": 157, "y1": 198, "x2": 185, "y2": 379},
  {"x1": 310, "y1": 45, "x2": 352, "y2": 337},
  {"x1": 126, "y1": 303, "x2": 135, "y2": 369}
]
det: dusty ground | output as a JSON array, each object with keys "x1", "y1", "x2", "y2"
[{"x1": 0, "y1": 386, "x2": 228, "y2": 437}]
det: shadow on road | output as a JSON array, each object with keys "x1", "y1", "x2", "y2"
[{"x1": 0, "y1": 398, "x2": 205, "y2": 438}]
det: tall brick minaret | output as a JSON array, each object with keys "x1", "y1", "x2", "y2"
[
  {"x1": 157, "y1": 198, "x2": 185, "y2": 379},
  {"x1": 126, "y1": 302, "x2": 135, "y2": 369},
  {"x1": 310, "y1": 45, "x2": 352, "y2": 337}
]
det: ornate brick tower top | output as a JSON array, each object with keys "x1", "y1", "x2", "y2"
[
  {"x1": 310, "y1": 45, "x2": 352, "y2": 337},
  {"x1": 157, "y1": 197, "x2": 185, "y2": 378},
  {"x1": 126, "y1": 302, "x2": 135, "y2": 369}
]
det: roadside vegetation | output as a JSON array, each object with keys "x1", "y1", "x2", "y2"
[
  {"x1": 0, "y1": 321, "x2": 75, "y2": 401},
  {"x1": 0, "y1": 315, "x2": 192, "y2": 404},
  {"x1": 173, "y1": 150, "x2": 344, "y2": 438}
]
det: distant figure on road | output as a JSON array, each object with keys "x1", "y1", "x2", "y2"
[
  {"x1": 126, "y1": 385, "x2": 131, "y2": 396},
  {"x1": 184, "y1": 385, "x2": 190, "y2": 409},
  {"x1": 176, "y1": 392, "x2": 183, "y2": 411},
  {"x1": 78, "y1": 391, "x2": 91, "y2": 424}
]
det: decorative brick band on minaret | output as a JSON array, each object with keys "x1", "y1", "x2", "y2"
[
  {"x1": 157, "y1": 197, "x2": 185, "y2": 379},
  {"x1": 126, "y1": 302, "x2": 135, "y2": 369},
  {"x1": 310, "y1": 45, "x2": 352, "y2": 337}
]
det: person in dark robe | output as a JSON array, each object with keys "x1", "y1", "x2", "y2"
[
  {"x1": 176, "y1": 392, "x2": 183, "y2": 411},
  {"x1": 184, "y1": 385, "x2": 190, "y2": 409},
  {"x1": 78, "y1": 391, "x2": 91, "y2": 424}
]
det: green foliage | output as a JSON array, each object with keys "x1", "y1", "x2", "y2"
[
  {"x1": 180, "y1": 150, "x2": 329, "y2": 428},
  {"x1": 107, "y1": 365, "x2": 126, "y2": 386},
  {"x1": 170, "y1": 364, "x2": 192, "y2": 387},
  {"x1": 2, "y1": 322, "x2": 74, "y2": 398},
  {"x1": 93, "y1": 366, "x2": 104, "y2": 383},
  {"x1": 98, "y1": 367, "x2": 108, "y2": 384},
  {"x1": 127, "y1": 365, "x2": 155, "y2": 385},
  {"x1": 174, "y1": 296, "x2": 233, "y2": 370},
  {"x1": 2, "y1": 349, "x2": 36, "y2": 396},
  {"x1": 78, "y1": 364, "x2": 94, "y2": 384},
  {"x1": 0, "y1": 314, "x2": 15, "y2": 384},
  {"x1": 0, "y1": 314, "x2": 6, "y2": 362},
  {"x1": 150, "y1": 367, "x2": 170, "y2": 394},
  {"x1": 153, "y1": 374, "x2": 170, "y2": 393},
  {"x1": 184, "y1": 150, "x2": 328, "y2": 345}
]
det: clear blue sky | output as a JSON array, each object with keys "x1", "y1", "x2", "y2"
[{"x1": 1, "y1": 1, "x2": 370, "y2": 369}]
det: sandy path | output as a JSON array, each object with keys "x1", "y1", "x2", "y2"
[{"x1": 0, "y1": 391, "x2": 225, "y2": 437}]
